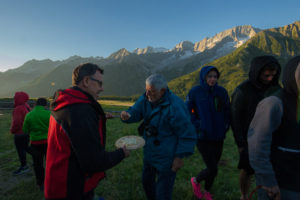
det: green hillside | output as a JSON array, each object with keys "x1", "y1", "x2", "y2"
[
  {"x1": 169, "y1": 21, "x2": 300, "y2": 99},
  {"x1": 18, "y1": 55, "x2": 152, "y2": 97},
  {"x1": 0, "y1": 59, "x2": 60, "y2": 97},
  {"x1": 17, "y1": 57, "x2": 108, "y2": 97},
  {"x1": 2, "y1": 22, "x2": 300, "y2": 98}
]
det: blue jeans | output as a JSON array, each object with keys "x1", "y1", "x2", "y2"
[
  {"x1": 258, "y1": 188, "x2": 300, "y2": 200},
  {"x1": 142, "y1": 162, "x2": 176, "y2": 200}
]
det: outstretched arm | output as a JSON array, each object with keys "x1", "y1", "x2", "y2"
[
  {"x1": 121, "y1": 95, "x2": 145, "y2": 123},
  {"x1": 66, "y1": 104, "x2": 126, "y2": 173},
  {"x1": 248, "y1": 96, "x2": 283, "y2": 198}
]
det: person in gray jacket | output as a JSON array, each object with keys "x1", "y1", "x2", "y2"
[{"x1": 248, "y1": 55, "x2": 300, "y2": 200}]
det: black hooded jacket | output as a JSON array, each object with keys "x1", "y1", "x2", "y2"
[
  {"x1": 248, "y1": 55, "x2": 300, "y2": 192},
  {"x1": 231, "y1": 56, "x2": 281, "y2": 148}
]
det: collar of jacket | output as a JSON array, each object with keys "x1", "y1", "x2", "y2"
[
  {"x1": 151, "y1": 88, "x2": 171, "y2": 107},
  {"x1": 51, "y1": 86, "x2": 105, "y2": 116},
  {"x1": 144, "y1": 89, "x2": 171, "y2": 119},
  {"x1": 33, "y1": 105, "x2": 46, "y2": 110},
  {"x1": 72, "y1": 87, "x2": 105, "y2": 116}
]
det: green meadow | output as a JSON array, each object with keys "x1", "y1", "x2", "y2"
[{"x1": 0, "y1": 102, "x2": 256, "y2": 200}]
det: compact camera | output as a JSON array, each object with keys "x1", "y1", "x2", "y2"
[
  {"x1": 145, "y1": 126, "x2": 160, "y2": 146},
  {"x1": 145, "y1": 126, "x2": 158, "y2": 137}
]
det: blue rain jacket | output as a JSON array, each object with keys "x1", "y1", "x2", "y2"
[
  {"x1": 185, "y1": 66, "x2": 230, "y2": 141},
  {"x1": 122, "y1": 89, "x2": 197, "y2": 171}
]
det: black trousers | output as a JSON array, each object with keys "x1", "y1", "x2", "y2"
[
  {"x1": 29, "y1": 143, "x2": 47, "y2": 186},
  {"x1": 14, "y1": 133, "x2": 29, "y2": 167},
  {"x1": 196, "y1": 140, "x2": 224, "y2": 191}
]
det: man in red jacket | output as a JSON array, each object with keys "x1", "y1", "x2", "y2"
[
  {"x1": 10, "y1": 91, "x2": 31, "y2": 175},
  {"x1": 45, "y1": 63, "x2": 129, "y2": 200}
]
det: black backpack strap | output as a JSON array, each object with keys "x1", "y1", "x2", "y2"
[{"x1": 144, "y1": 111, "x2": 159, "y2": 126}]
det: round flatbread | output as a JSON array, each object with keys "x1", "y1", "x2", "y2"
[{"x1": 115, "y1": 135, "x2": 145, "y2": 150}]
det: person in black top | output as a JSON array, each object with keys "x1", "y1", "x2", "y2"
[
  {"x1": 248, "y1": 56, "x2": 300, "y2": 200},
  {"x1": 231, "y1": 56, "x2": 281, "y2": 200}
]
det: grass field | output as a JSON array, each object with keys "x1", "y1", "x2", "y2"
[{"x1": 0, "y1": 103, "x2": 256, "y2": 200}]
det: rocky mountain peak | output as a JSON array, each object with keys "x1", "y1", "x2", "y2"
[
  {"x1": 172, "y1": 41, "x2": 194, "y2": 52},
  {"x1": 65, "y1": 55, "x2": 83, "y2": 62},
  {"x1": 133, "y1": 46, "x2": 154, "y2": 54},
  {"x1": 194, "y1": 25, "x2": 261, "y2": 52},
  {"x1": 133, "y1": 46, "x2": 168, "y2": 55},
  {"x1": 108, "y1": 48, "x2": 131, "y2": 59},
  {"x1": 269, "y1": 20, "x2": 300, "y2": 39}
]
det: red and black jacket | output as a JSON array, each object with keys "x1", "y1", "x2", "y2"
[{"x1": 45, "y1": 87, "x2": 125, "y2": 200}]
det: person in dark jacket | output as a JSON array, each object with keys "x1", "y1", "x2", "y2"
[
  {"x1": 10, "y1": 91, "x2": 31, "y2": 175},
  {"x1": 23, "y1": 97, "x2": 50, "y2": 191},
  {"x1": 186, "y1": 66, "x2": 230, "y2": 200},
  {"x1": 248, "y1": 55, "x2": 300, "y2": 200},
  {"x1": 121, "y1": 74, "x2": 197, "y2": 200},
  {"x1": 44, "y1": 63, "x2": 130, "y2": 200},
  {"x1": 231, "y1": 55, "x2": 281, "y2": 200}
]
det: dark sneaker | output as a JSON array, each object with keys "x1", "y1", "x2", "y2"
[{"x1": 13, "y1": 165, "x2": 30, "y2": 175}]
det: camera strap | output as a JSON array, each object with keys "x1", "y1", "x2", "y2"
[
  {"x1": 144, "y1": 109, "x2": 161, "y2": 127},
  {"x1": 144, "y1": 102, "x2": 168, "y2": 127}
]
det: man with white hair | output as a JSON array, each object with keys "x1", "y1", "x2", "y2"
[{"x1": 121, "y1": 74, "x2": 197, "y2": 200}]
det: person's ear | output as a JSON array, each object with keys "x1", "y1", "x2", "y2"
[{"x1": 81, "y1": 76, "x2": 90, "y2": 88}]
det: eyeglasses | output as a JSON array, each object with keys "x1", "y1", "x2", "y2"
[{"x1": 89, "y1": 76, "x2": 103, "y2": 87}]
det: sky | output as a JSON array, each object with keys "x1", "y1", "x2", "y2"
[{"x1": 0, "y1": 0, "x2": 299, "y2": 71}]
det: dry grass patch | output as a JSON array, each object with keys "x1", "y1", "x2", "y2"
[{"x1": 99, "y1": 100, "x2": 133, "y2": 107}]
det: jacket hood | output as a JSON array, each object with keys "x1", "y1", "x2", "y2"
[
  {"x1": 282, "y1": 55, "x2": 300, "y2": 96},
  {"x1": 199, "y1": 66, "x2": 220, "y2": 89},
  {"x1": 14, "y1": 92, "x2": 29, "y2": 107},
  {"x1": 248, "y1": 55, "x2": 281, "y2": 88},
  {"x1": 51, "y1": 87, "x2": 92, "y2": 111}
]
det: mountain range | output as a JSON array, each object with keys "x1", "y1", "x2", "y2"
[
  {"x1": 0, "y1": 21, "x2": 299, "y2": 98},
  {"x1": 169, "y1": 21, "x2": 300, "y2": 98}
]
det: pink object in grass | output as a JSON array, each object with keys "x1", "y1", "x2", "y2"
[
  {"x1": 203, "y1": 191, "x2": 213, "y2": 200},
  {"x1": 190, "y1": 177, "x2": 203, "y2": 199}
]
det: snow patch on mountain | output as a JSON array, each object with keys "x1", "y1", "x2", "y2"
[
  {"x1": 216, "y1": 41, "x2": 236, "y2": 54},
  {"x1": 133, "y1": 46, "x2": 168, "y2": 54},
  {"x1": 194, "y1": 25, "x2": 260, "y2": 52},
  {"x1": 234, "y1": 36, "x2": 251, "y2": 48}
]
